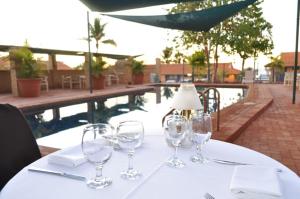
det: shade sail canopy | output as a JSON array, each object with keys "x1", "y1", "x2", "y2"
[
  {"x1": 0, "y1": 45, "x2": 140, "y2": 60},
  {"x1": 79, "y1": 0, "x2": 199, "y2": 12},
  {"x1": 105, "y1": 0, "x2": 257, "y2": 32}
]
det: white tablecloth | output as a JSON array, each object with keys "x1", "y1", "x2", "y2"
[{"x1": 1, "y1": 135, "x2": 300, "y2": 199}]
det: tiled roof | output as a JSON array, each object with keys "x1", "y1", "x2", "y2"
[
  {"x1": 281, "y1": 52, "x2": 300, "y2": 67},
  {"x1": 0, "y1": 57, "x2": 10, "y2": 70},
  {"x1": 218, "y1": 63, "x2": 241, "y2": 75},
  {"x1": 0, "y1": 57, "x2": 73, "y2": 70},
  {"x1": 55, "y1": 61, "x2": 73, "y2": 70}
]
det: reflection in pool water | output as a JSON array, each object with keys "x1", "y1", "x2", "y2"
[{"x1": 25, "y1": 86, "x2": 245, "y2": 140}]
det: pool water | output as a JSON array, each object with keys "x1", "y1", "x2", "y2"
[{"x1": 25, "y1": 86, "x2": 245, "y2": 142}]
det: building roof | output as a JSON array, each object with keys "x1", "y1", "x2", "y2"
[
  {"x1": 0, "y1": 57, "x2": 9, "y2": 70},
  {"x1": 56, "y1": 61, "x2": 73, "y2": 70},
  {"x1": 159, "y1": 63, "x2": 192, "y2": 75},
  {"x1": 218, "y1": 63, "x2": 241, "y2": 75},
  {"x1": 0, "y1": 57, "x2": 73, "y2": 70},
  {"x1": 281, "y1": 52, "x2": 300, "y2": 67}
]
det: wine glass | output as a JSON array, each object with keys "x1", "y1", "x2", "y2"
[
  {"x1": 81, "y1": 123, "x2": 113, "y2": 189},
  {"x1": 164, "y1": 114, "x2": 187, "y2": 168},
  {"x1": 190, "y1": 112, "x2": 212, "y2": 163},
  {"x1": 116, "y1": 121, "x2": 144, "y2": 180}
]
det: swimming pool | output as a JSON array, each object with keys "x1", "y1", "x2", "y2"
[{"x1": 25, "y1": 86, "x2": 245, "y2": 143}]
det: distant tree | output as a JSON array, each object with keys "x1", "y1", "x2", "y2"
[
  {"x1": 225, "y1": 0, "x2": 273, "y2": 72},
  {"x1": 75, "y1": 63, "x2": 84, "y2": 70},
  {"x1": 162, "y1": 47, "x2": 173, "y2": 64},
  {"x1": 187, "y1": 51, "x2": 206, "y2": 82},
  {"x1": 170, "y1": 0, "x2": 273, "y2": 81},
  {"x1": 264, "y1": 56, "x2": 284, "y2": 83},
  {"x1": 170, "y1": 0, "x2": 233, "y2": 82},
  {"x1": 163, "y1": 87, "x2": 174, "y2": 99},
  {"x1": 174, "y1": 51, "x2": 185, "y2": 64},
  {"x1": 89, "y1": 17, "x2": 117, "y2": 52}
]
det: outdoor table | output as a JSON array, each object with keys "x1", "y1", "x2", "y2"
[{"x1": 1, "y1": 135, "x2": 300, "y2": 199}]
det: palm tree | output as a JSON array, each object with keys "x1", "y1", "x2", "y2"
[
  {"x1": 264, "y1": 56, "x2": 284, "y2": 83},
  {"x1": 187, "y1": 51, "x2": 206, "y2": 82},
  {"x1": 174, "y1": 51, "x2": 184, "y2": 64},
  {"x1": 162, "y1": 47, "x2": 173, "y2": 64},
  {"x1": 90, "y1": 18, "x2": 117, "y2": 52},
  {"x1": 163, "y1": 87, "x2": 174, "y2": 99}
]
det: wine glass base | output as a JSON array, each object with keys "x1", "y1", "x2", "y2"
[
  {"x1": 120, "y1": 169, "x2": 142, "y2": 180},
  {"x1": 166, "y1": 157, "x2": 185, "y2": 168},
  {"x1": 86, "y1": 177, "x2": 112, "y2": 189},
  {"x1": 190, "y1": 155, "x2": 209, "y2": 164}
]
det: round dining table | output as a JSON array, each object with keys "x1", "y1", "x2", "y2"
[{"x1": 1, "y1": 135, "x2": 300, "y2": 199}]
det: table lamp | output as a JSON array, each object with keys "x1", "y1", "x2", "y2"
[
  {"x1": 171, "y1": 83, "x2": 202, "y2": 119},
  {"x1": 170, "y1": 83, "x2": 202, "y2": 147}
]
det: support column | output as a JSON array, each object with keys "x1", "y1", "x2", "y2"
[
  {"x1": 9, "y1": 51, "x2": 18, "y2": 96},
  {"x1": 155, "y1": 86, "x2": 161, "y2": 104},
  {"x1": 84, "y1": 53, "x2": 91, "y2": 90},
  {"x1": 87, "y1": 102, "x2": 95, "y2": 123},
  {"x1": 48, "y1": 54, "x2": 57, "y2": 88},
  {"x1": 128, "y1": 95, "x2": 135, "y2": 111},
  {"x1": 52, "y1": 108, "x2": 60, "y2": 120},
  {"x1": 155, "y1": 58, "x2": 161, "y2": 83}
]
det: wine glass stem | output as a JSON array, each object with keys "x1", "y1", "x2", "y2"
[
  {"x1": 95, "y1": 163, "x2": 103, "y2": 182},
  {"x1": 196, "y1": 144, "x2": 203, "y2": 157},
  {"x1": 128, "y1": 149, "x2": 135, "y2": 170},
  {"x1": 174, "y1": 145, "x2": 178, "y2": 159}
]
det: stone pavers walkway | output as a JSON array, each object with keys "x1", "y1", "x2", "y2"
[{"x1": 234, "y1": 84, "x2": 300, "y2": 176}]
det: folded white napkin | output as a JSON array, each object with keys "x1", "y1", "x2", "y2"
[
  {"x1": 48, "y1": 147, "x2": 86, "y2": 167},
  {"x1": 230, "y1": 165, "x2": 282, "y2": 199}
]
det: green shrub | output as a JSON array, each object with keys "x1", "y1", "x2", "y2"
[
  {"x1": 131, "y1": 60, "x2": 145, "y2": 75},
  {"x1": 10, "y1": 47, "x2": 42, "y2": 79}
]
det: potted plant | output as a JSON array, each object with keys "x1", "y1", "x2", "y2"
[
  {"x1": 131, "y1": 59, "x2": 145, "y2": 84},
  {"x1": 92, "y1": 57, "x2": 106, "y2": 90},
  {"x1": 10, "y1": 46, "x2": 42, "y2": 97}
]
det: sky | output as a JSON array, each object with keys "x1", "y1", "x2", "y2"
[{"x1": 0, "y1": 0, "x2": 298, "y2": 74}]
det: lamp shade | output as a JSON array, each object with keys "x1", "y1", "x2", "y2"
[{"x1": 171, "y1": 83, "x2": 202, "y2": 110}]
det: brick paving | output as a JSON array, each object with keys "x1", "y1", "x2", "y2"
[
  {"x1": 234, "y1": 84, "x2": 300, "y2": 176},
  {"x1": 213, "y1": 84, "x2": 273, "y2": 142}
]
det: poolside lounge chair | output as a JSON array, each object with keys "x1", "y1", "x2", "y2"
[{"x1": 0, "y1": 104, "x2": 41, "y2": 190}]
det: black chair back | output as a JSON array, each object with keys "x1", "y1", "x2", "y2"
[{"x1": 0, "y1": 104, "x2": 41, "y2": 190}]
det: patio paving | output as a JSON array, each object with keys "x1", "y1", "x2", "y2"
[
  {"x1": 234, "y1": 84, "x2": 300, "y2": 176},
  {"x1": 0, "y1": 85, "x2": 155, "y2": 113},
  {"x1": 213, "y1": 84, "x2": 273, "y2": 142}
]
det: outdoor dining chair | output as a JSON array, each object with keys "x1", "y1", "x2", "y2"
[
  {"x1": 62, "y1": 75, "x2": 85, "y2": 89},
  {"x1": 105, "y1": 69, "x2": 122, "y2": 86},
  {"x1": 0, "y1": 104, "x2": 41, "y2": 190},
  {"x1": 40, "y1": 76, "x2": 49, "y2": 92}
]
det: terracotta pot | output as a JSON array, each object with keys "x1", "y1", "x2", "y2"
[
  {"x1": 17, "y1": 79, "x2": 41, "y2": 97},
  {"x1": 132, "y1": 73, "x2": 144, "y2": 85},
  {"x1": 93, "y1": 75, "x2": 105, "y2": 90}
]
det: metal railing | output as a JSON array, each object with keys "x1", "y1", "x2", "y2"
[{"x1": 198, "y1": 87, "x2": 220, "y2": 131}]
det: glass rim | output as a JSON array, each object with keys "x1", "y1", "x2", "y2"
[
  {"x1": 117, "y1": 120, "x2": 143, "y2": 126},
  {"x1": 84, "y1": 123, "x2": 112, "y2": 129}
]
